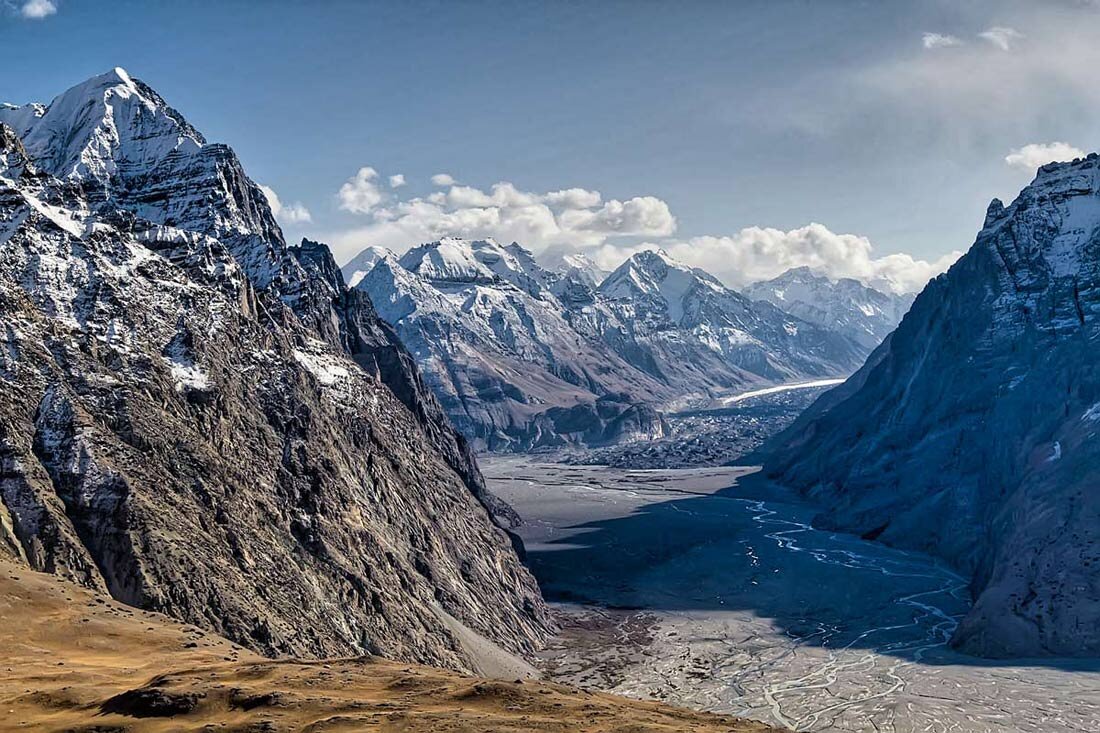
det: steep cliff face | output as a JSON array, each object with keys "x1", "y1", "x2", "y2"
[
  {"x1": 764, "y1": 154, "x2": 1100, "y2": 658},
  {"x1": 0, "y1": 70, "x2": 550, "y2": 672},
  {"x1": 291, "y1": 239, "x2": 521, "y2": 527}
]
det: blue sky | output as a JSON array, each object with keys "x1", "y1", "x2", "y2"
[{"x1": 3, "y1": 0, "x2": 1098, "y2": 291}]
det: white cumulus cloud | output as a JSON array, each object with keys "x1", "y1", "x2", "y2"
[
  {"x1": 259, "y1": 184, "x2": 312, "y2": 225},
  {"x1": 544, "y1": 188, "x2": 603, "y2": 209},
  {"x1": 978, "y1": 26, "x2": 1023, "y2": 51},
  {"x1": 325, "y1": 174, "x2": 677, "y2": 261},
  {"x1": 560, "y1": 196, "x2": 676, "y2": 237},
  {"x1": 431, "y1": 173, "x2": 456, "y2": 187},
  {"x1": 606, "y1": 223, "x2": 961, "y2": 295},
  {"x1": 922, "y1": 32, "x2": 962, "y2": 49},
  {"x1": 325, "y1": 170, "x2": 954, "y2": 295},
  {"x1": 20, "y1": 0, "x2": 56, "y2": 19},
  {"x1": 1005, "y1": 142, "x2": 1086, "y2": 171},
  {"x1": 338, "y1": 166, "x2": 384, "y2": 214},
  {"x1": 388, "y1": 174, "x2": 406, "y2": 188}
]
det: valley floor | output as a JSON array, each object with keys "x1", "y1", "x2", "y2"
[
  {"x1": 483, "y1": 457, "x2": 1100, "y2": 733},
  {"x1": 563, "y1": 380, "x2": 835, "y2": 469}
]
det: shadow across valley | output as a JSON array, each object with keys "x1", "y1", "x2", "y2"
[{"x1": 522, "y1": 469, "x2": 1100, "y2": 674}]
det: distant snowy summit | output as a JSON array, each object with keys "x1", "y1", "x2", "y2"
[
  {"x1": 745, "y1": 267, "x2": 914, "y2": 350},
  {"x1": 347, "y1": 237, "x2": 672, "y2": 451},
  {"x1": 539, "y1": 251, "x2": 609, "y2": 288},
  {"x1": 764, "y1": 152, "x2": 1100, "y2": 659},
  {"x1": 595, "y1": 249, "x2": 864, "y2": 387},
  {"x1": 347, "y1": 239, "x2": 871, "y2": 450}
]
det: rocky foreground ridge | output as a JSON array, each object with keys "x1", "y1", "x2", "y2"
[
  {"x1": 0, "y1": 559, "x2": 784, "y2": 732},
  {"x1": 0, "y1": 69, "x2": 550, "y2": 672},
  {"x1": 764, "y1": 154, "x2": 1100, "y2": 658}
]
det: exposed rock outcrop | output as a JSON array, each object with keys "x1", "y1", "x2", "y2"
[{"x1": 0, "y1": 69, "x2": 551, "y2": 672}]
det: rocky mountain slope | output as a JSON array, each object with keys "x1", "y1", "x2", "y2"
[
  {"x1": 0, "y1": 560, "x2": 784, "y2": 733},
  {"x1": 349, "y1": 242, "x2": 867, "y2": 450},
  {"x1": 763, "y1": 154, "x2": 1100, "y2": 658},
  {"x1": 0, "y1": 68, "x2": 550, "y2": 672},
  {"x1": 744, "y1": 267, "x2": 913, "y2": 351}
]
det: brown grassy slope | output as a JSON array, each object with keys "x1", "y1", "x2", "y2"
[{"x1": 0, "y1": 561, "x2": 781, "y2": 732}]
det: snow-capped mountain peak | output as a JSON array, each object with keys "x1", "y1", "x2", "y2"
[
  {"x1": 0, "y1": 69, "x2": 551, "y2": 669},
  {"x1": 399, "y1": 237, "x2": 500, "y2": 284},
  {"x1": 0, "y1": 67, "x2": 204, "y2": 187},
  {"x1": 560, "y1": 252, "x2": 609, "y2": 287},
  {"x1": 1, "y1": 68, "x2": 287, "y2": 288},
  {"x1": 599, "y1": 248, "x2": 724, "y2": 322},
  {"x1": 341, "y1": 245, "x2": 394, "y2": 288},
  {"x1": 536, "y1": 251, "x2": 609, "y2": 290},
  {"x1": 395, "y1": 236, "x2": 557, "y2": 297},
  {"x1": 744, "y1": 267, "x2": 914, "y2": 350}
]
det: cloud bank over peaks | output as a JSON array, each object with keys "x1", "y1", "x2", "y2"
[
  {"x1": 327, "y1": 171, "x2": 676, "y2": 263},
  {"x1": 259, "y1": 184, "x2": 312, "y2": 224},
  {"x1": 611, "y1": 224, "x2": 962, "y2": 295},
  {"x1": 1005, "y1": 142, "x2": 1086, "y2": 171},
  {"x1": 337, "y1": 166, "x2": 384, "y2": 214},
  {"x1": 325, "y1": 167, "x2": 956, "y2": 295}
]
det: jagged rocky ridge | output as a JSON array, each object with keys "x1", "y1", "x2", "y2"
[
  {"x1": 744, "y1": 267, "x2": 913, "y2": 351},
  {"x1": 0, "y1": 68, "x2": 550, "y2": 672},
  {"x1": 763, "y1": 154, "x2": 1100, "y2": 658},
  {"x1": 350, "y1": 242, "x2": 867, "y2": 450}
]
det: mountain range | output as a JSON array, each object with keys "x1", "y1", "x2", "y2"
[
  {"x1": 745, "y1": 267, "x2": 915, "y2": 351},
  {"x1": 763, "y1": 153, "x2": 1100, "y2": 658},
  {"x1": 0, "y1": 68, "x2": 550, "y2": 672},
  {"x1": 346, "y1": 239, "x2": 910, "y2": 450}
]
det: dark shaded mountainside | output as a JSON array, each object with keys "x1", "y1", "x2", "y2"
[
  {"x1": 0, "y1": 69, "x2": 550, "y2": 673},
  {"x1": 764, "y1": 154, "x2": 1100, "y2": 658}
]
